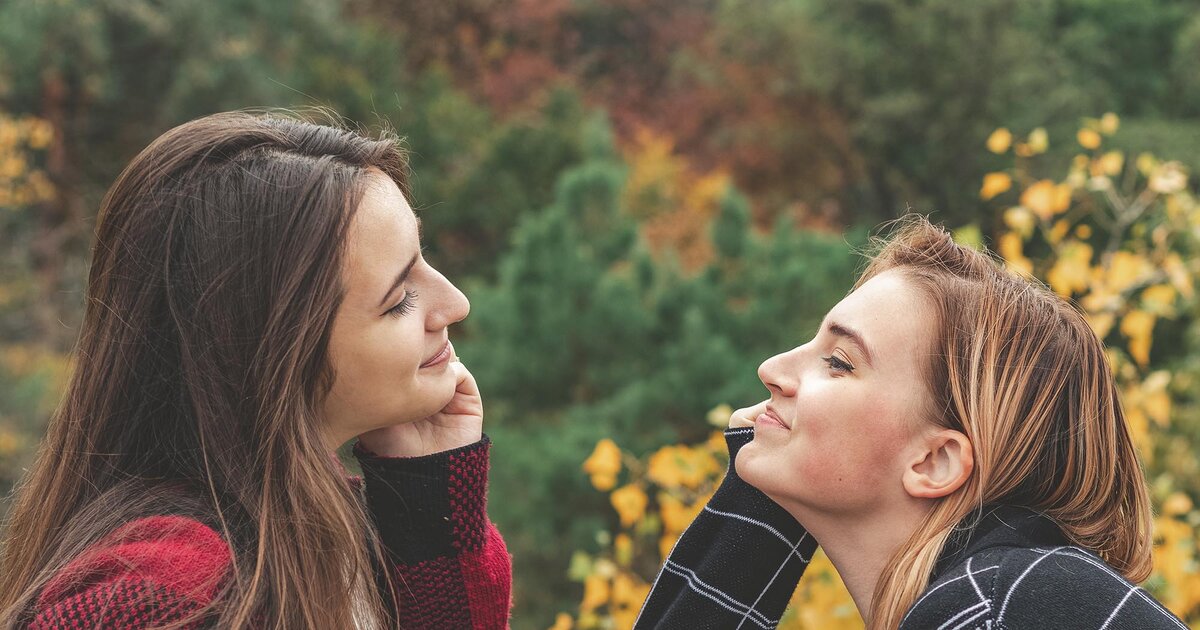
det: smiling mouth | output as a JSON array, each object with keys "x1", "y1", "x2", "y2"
[
  {"x1": 420, "y1": 341, "x2": 452, "y2": 368},
  {"x1": 757, "y1": 406, "x2": 791, "y2": 430}
]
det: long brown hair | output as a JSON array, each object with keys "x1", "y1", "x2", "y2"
[
  {"x1": 861, "y1": 216, "x2": 1153, "y2": 629},
  {"x1": 0, "y1": 111, "x2": 410, "y2": 628}
]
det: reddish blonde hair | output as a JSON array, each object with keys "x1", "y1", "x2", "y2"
[{"x1": 861, "y1": 216, "x2": 1152, "y2": 629}]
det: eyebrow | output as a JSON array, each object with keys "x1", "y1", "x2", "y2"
[
  {"x1": 827, "y1": 321, "x2": 876, "y2": 368},
  {"x1": 378, "y1": 254, "x2": 419, "y2": 309},
  {"x1": 376, "y1": 217, "x2": 425, "y2": 310}
]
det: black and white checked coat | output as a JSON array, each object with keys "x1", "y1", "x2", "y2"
[{"x1": 634, "y1": 427, "x2": 1186, "y2": 630}]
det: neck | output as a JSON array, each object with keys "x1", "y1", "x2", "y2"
[{"x1": 779, "y1": 499, "x2": 927, "y2": 623}]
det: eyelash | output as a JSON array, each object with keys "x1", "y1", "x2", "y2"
[
  {"x1": 387, "y1": 290, "x2": 418, "y2": 318},
  {"x1": 822, "y1": 355, "x2": 854, "y2": 373}
]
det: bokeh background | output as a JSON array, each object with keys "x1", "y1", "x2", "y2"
[{"x1": 2, "y1": 1, "x2": 1200, "y2": 628}]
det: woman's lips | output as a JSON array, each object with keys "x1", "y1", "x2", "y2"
[
  {"x1": 756, "y1": 408, "x2": 791, "y2": 430},
  {"x1": 420, "y1": 341, "x2": 452, "y2": 368}
]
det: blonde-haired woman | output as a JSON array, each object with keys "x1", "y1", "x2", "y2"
[{"x1": 636, "y1": 215, "x2": 1185, "y2": 629}]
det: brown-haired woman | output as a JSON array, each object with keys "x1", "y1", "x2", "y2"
[
  {"x1": 636, "y1": 215, "x2": 1186, "y2": 629},
  {"x1": 0, "y1": 111, "x2": 511, "y2": 629}
]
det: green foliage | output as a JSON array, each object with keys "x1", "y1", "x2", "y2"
[
  {"x1": 4, "y1": 1, "x2": 1200, "y2": 628},
  {"x1": 712, "y1": 0, "x2": 1200, "y2": 225},
  {"x1": 459, "y1": 118, "x2": 860, "y2": 624}
]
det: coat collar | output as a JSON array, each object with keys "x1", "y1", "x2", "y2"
[{"x1": 931, "y1": 504, "x2": 1070, "y2": 580}]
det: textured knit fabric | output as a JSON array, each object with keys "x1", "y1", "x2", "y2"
[
  {"x1": 356, "y1": 436, "x2": 512, "y2": 629},
  {"x1": 26, "y1": 436, "x2": 512, "y2": 629},
  {"x1": 902, "y1": 505, "x2": 1186, "y2": 630},
  {"x1": 635, "y1": 428, "x2": 1187, "y2": 630}
]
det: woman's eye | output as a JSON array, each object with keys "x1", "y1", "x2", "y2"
[
  {"x1": 386, "y1": 290, "x2": 418, "y2": 318},
  {"x1": 821, "y1": 355, "x2": 854, "y2": 373}
]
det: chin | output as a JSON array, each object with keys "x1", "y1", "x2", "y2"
[{"x1": 733, "y1": 452, "x2": 759, "y2": 485}]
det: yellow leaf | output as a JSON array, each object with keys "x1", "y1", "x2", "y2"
[
  {"x1": 1162, "y1": 492, "x2": 1192, "y2": 516},
  {"x1": 953, "y1": 224, "x2": 984, "y2": 250},
  {"x1": 1163, "y1": 253, "x2": 1194, "y2": 299},
  {"x1": 705, "y1": 429, "x2": 726, "y2": 454},
  {"x1": 1078, "y1": 128, "x2": 1102, "y2": 150},
  {"x1": 548, "y1": 612, "x2": 574, "y2": 630},
  {"x1": 593, "y1": 557, "x2": 617, "y2": 578},
  {"x1": 0, "y1": 428, "x2": 21, "y2": 457},
  {"x1": 658, "y1": 492, "x2": 687, "y2": 535},
  {"x1": 612, "y1": 608, "x2": 638, "y2": 630},
  {"x1": 1081, "y1": 283, "x2": 1120, "y2": 313},
  {"x1": 1107, "y1": 251, "x2": 1152, "y2": 293},
  {"x1": 1020, "y1": 180, "x2": 1071, "y2": 221},
  {"x1": 647, "y1": 447, "x2": 684, "y2": 488},
  {"x1": 1125, "y1": 406, "x2": 1150, "y2": 457},
  {"x1": 1027, "y1": 127, "x2": 1048, "y2": 154},
  {"x1": 1086, "y1": 312, "x2": 1115, "y2": 339},
  {"x1": 0, "y1": 155, "x2": 26, "y2": 179},
  {"x1": 611, "y1": 572, "x2": 650, "y2": 608},
  {"x1": 610, "y1": 484, "x2": 648, "y2": 527},
  {"x1": 1048, "y1": 219, "x2": 1071, "y2": 245},
  {"x1": 1074, "y1": 224, "x2": 1092, "y2": 239},
  {"x1": 998, "y1": 232, "x2": 1033, "y2": 276},
  {"x1": 658, "y1": 535, "x2": 676, "y2": 563},
  {"x1": 25, "y1": 119, "x2": 53, "y2": 150},
  {"x1": 706, "y1": 404, "x2": 732, "y2": 427},
  {"x1": 1142, "y1": 284, "x2": 1177, "y2": 314},
  {"x1": 1100, "y1": 112, "x2": 1120, "y2": 135},
  {"x1": 1120, "y1": 310, "x2": 1156, "y2": 366},
  {"x1": 1046, "y1": 241, "x2": 1093, "y2": 297},
  {"x1": 614, "y1": 534, "x2": 633, "y2": 567},
  {"x1": 580, "y1": 575, "x2": 610, "y2": 612},
  {"x1": 647, "y1": 444, "x2": 720, "y2": 489},
  {"x1": 987, "y1": 127, "x2": 1012, "y2": 154},
  {"x1": 1136, "y1": 152, "x2": 1158, "y2": 176},
  {"x1": 1003, "y1": 207, "x2": 1036, "y2": 238},
  {"x1": 1014, "y1": 142, "x2": 1034, "y2": 158},
  {"x1": 590, "y1": 473, "x2": 616, "y2": 492},
  {"x1": 1096, "y1": 151, "x2": 1124, "y2": 176},
  {"x1": 1144, "y1": 388, "x2": 1171, "y2": 427},
  {"x1": 980, "y1": 172, "x2": 1012, "y2": 200},
  {"x1": 584, "y1": 439, "x2": 622, "y2": 483}
]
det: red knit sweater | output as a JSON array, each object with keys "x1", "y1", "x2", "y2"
[{"x1": 25, "y1": 438, "x2": 512, "y2": 629}]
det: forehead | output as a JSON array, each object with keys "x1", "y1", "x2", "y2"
[
  {"x1": 353, "y1": 173, "x2": 416, "y2": 237},
  {"x1": 828, "y1": 269, "x2": 931, "y2": 367},
  {"x1": 342, "y1": 174, "x2": 418, "y2": 290}
]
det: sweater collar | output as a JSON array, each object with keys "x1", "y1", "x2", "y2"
[{"x1": 931, "y1": 504, "x2": 1070, "y2": 580}]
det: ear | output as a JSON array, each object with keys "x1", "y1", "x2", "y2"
[{"x1": 902, "y1": 429, "x2": 974, "y2": 499}]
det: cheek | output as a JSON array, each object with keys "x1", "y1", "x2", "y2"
[
  {"x1": 792, "y1": 395, "x2": 909, "y2": 485},
  {"x1": 358, "y1": 319, "x2": 426, "y2": 372}
]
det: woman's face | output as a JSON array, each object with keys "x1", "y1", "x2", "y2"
[
  {"x1": 736, "y1": 269, "x2": 936, "y2": 517},
  {"x1": 321, "y1": 172, "x2": 470, "y2": 445}
]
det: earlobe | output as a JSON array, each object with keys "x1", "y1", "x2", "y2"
[{"x1": 903, "y1": 430, "x2": 974, "y2": 499}]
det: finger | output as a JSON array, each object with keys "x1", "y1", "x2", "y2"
[
  {"x1": 448, "y1": 341, "x2": 460, "y2": 363},
  {"x1": 450, "y1": 360, "x2": 480, "y2": 396},
  {"x1": 729, "y1": 400, "x2": 769, "y2": 428}
]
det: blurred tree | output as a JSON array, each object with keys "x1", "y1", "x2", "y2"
[
  {"x1": 460, "y1": 114, "x2": 860, "y2": 626},
  {"x1": 0, "y1": 0, "x2": 382, "y2": 348},
  {"x1": 0, "y1": 111, "x2": 69, "y2": 508},
  {"x1": 425, "y1": 87, "x2": 590, "y2": 280},
  {"x1": 561, "y1": 114, "x2": 1200, "y2": 630}
]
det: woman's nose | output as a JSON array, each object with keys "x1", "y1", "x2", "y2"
[
  {"x1": 758, "y1": 349, "x2": 799, "y2": 397},
  {"x1": 426, "y1": 269, "x2": 470, "y2": 331}
]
